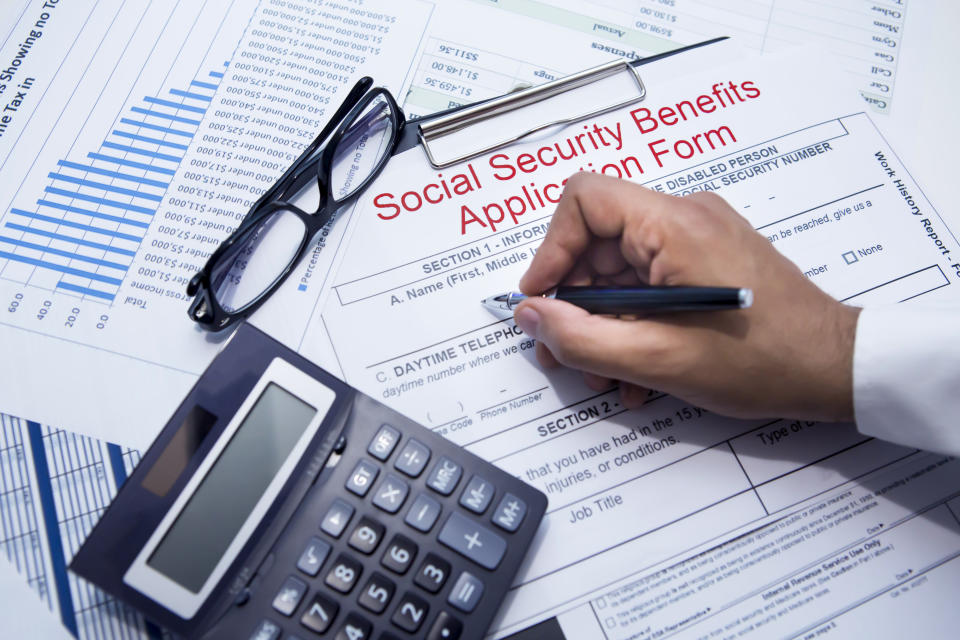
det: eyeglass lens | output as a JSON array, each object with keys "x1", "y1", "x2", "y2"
[
  {"x1": 204, "y1": 92, "x2": 396, "y2": 318},
  {"x1": 209, "y1": 209, "x2": 307, "y2": 313},
  {"x1": 331, "y1": 94, "x2": 396, "y2": 202}
]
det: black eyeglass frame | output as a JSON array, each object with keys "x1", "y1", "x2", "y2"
[{"x1": 187, "y1": 77, "x2": 403, "y2": 330}]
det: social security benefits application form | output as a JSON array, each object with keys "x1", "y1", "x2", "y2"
[{"x1": 306, "y1": 45, "x2": 960, "y2": 638}]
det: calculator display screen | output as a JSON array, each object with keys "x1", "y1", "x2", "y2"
[{"x1": 147, "y1": 383, "x2": 316, "y2": 593}]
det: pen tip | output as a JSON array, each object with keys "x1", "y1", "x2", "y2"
[{"x1": 739, "y1": 289, "x2": 753, "y2": 309}]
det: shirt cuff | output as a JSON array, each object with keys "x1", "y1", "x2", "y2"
[{"x1": 853, "y1": 303, "x2": 960, "y2": 457}]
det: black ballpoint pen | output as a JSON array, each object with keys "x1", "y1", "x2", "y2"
[{"x1": 481, "y1": 285, "x2": 753, "y2": 314}]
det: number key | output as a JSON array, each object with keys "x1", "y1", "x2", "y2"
[
  {"x1": 391, "y1": 592, "x2": 429, "y2": 633},
  {"x1": 335, "y1": 612, "x2": 372, "y2": 640},
  {"x1": 348, "y1": 517, "x2": 385, "y2": 555},
  {"x1": 300, "y1": 592, "x2": 339, "y2": 634},
  {"x1": 357, "y1": 572, "x2": 395, "y2": 614},
  {"x1": 413, "y1": 553, "x2": 450, "y2": 594},
  {"x1": 381, "y1": 534, "x2": 417, "y2": 575},
  {"x1": 325, "y1": 554, "x2": 362, "y2": 594}
]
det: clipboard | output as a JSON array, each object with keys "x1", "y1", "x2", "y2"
[{"x1": 396, "y1": 37, "x2": 728, "y2": 169}]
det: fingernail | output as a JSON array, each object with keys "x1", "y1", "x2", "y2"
[{"x1": 514, "y1": 306, "x2": 540, "y2": 340}]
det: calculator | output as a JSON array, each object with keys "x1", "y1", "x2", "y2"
[{"x1": 71, "y1": 323, "x2": 546, "y2": 640}]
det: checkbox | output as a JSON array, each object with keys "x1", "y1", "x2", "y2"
[
  {"x1": 842, "y1": 251, "x2": 858, "y2": 265},
  {"x1": 298, "y1": 284, "x2": 308, "y2": 291},
  {"x1": 605, "y1": 617, "x2": 616, "y2": 629},
  {"x1": 594, "y1": 597, "x2": 607, "y2": 609}
]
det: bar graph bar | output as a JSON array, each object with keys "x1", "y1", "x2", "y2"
[{"x1": 0, "y1": 65, "x2": 226, "y2": 303}]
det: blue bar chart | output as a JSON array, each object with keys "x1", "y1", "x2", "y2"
[{"x1": 0, "y1": 65, "x2": 226, "y2": 302}]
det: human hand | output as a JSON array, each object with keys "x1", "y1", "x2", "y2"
[{"x1": 513, "y1": 172, "x2": 860, "y2": 421}]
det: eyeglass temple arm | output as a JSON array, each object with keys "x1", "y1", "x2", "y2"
[{"x1": 243, "y1": 76, "x2": 375, "y2": 219}]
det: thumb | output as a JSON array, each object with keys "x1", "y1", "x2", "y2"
[{"x1": 513, "y1": 296, "x2": 664, "y2": 380}]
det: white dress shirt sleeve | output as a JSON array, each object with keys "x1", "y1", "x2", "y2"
[{"x1": 853, "y1": 302, "x2": 960, "y2": 457}]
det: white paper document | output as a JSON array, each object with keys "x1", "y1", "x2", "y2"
[
  {"x1": 306, "y1": 45, "x2": 960, "y2": 638},
  {"x1": 0, "y1": 0, "x2": 432, "y2": 449}
]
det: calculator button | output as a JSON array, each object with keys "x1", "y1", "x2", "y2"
[
  {"x1": 357, "y1": 572, "x2": 396, "y2": 614},
  {"x1": 447, "y1": 571, "x2": 484, "y2": 613},
  {"x1": 250, "y1": 619, "x2": 281, "y2": 640},
  {"x1": 381, "y1": 534, "x2": 418, "y2": 574},
  {"x1": 272, "y1": 575, "x2": 308, "y2": 617},
  {"x1": 491, "y1": 493, "x2": 527, "y2": 532},
  {"x1": 372, "y1": 473, "x2": 409, "y2": 513},
  {"x1": 335, "y1": 612, "x2": 372, "y2": 640},
  {"x1": 321, "y1": 499, "x2": 355, "y2": 538},
  {"x1": 459, "y1": 475, "x2": 494, "y2": 514},
  {"x1": 346, "y1": 459, "x2": 379, "y2": 497},
  {"x1": 391, "y1": 592, "x2": 430, "y2": 633},
  {"x1": 404, "y1": 493, "x2": 442, "y2": 533},
  {"x1": 301, "y1": 592, "x2": 339, "y2": 634},
  {"x1": 297, "y1": 537, "x2": 332, "y2": 576},
  {"x1": 348, "y1": 517, "x2": 385, "y2": 555},
  {"x1": 325, "y1": 554, "x2": 363, "y2": 594},
  {"x1": 438, "y1": 512, "x2": 507, "y2": 570},
  {"x1": 394, "y1": 439, "x2": 430, "y2": 477},
  {"x1": 426, "y1": 457, "x2": 462, "y2": 495},
  {"x1": 413, "y1": 553, "x2": 451, "y2": 594},
  {"x1": 368, "y1": 424, "x2": 400, "y2": 460},
  {"x1": 427, "y1": 611, "x2": 464, "y2": 640}
]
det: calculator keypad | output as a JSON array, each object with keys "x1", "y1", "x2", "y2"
[
  {"x1": 459, "y1": 475, "x2": 494, "y2": 514},
  {"x1": 394, "y1": 439, "x2": 430, "y2": 477},
  {"x1": 250, "y1": 408, "x2": 543, "y2": 640},
  {"x1": 372, "y1": 474, "x2": 409, "y2": 513},
  {"x1": 321, "y1": 499, "x2": 355, "y2": 538},
  {"x1": 345, "y1": 459, "x2": 379, "y2": 497},
  {"x1": 348, "y1": 517, "x2": 385, "y2": 555},
  {"x1": 491, "y1": 493, "x2": 527, "y2": 532},
  {"x1": 448, "y1": 571, "x2": 484, "y2": 613},
  {"x1": 357, "y1": 572, "x2": 395, "y2": 614},
  {"x1": 391, "y1": 591, "x2": 430, "y2": 632},
  {"x1": 300, "y1": 592, "x2": 338, "y2": 634},
  {"x1": 272, "y1": 576, "x2": 307, "y2": 616},
  {"x1": 367, "y1": 424, "x2": 400, "y2": 460},
  {"x1": 426, "y1": 457, "x2": 462, "y2": 495},
  {"x1": 335, "y1": 612, "x2": 372, "y2": 640},
  {"x1": 438, "y1": 512, "x2": 507, "y2": 570},
  {"x1": 325, "y1": 554, "x2": 362, "y2": 594},
  {"x1": 404, "y1": 493, "x2": 441, "y2": 532},
  {"x1": 381, "y1": 534, "x2": 417, "y2": 574},
  {"x1": 296, "y1": 537, "x2": 331, "y2": 576},
  {"x1": 414, "y1": 553, "x2": 451, "y2": 594},
  {"x1": 427, "y1": 611, "x2": 463, "y2": 640}
]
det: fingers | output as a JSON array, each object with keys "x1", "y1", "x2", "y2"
[
  {"x1": 619, "y1": 382, "x2": 650, "y2": 409},
  {"x1": 519, "y1": 173, "x2": 669, "y2": 295},
  {"x1": 514, "y1": 295, "x2": 680, "y2": 385}
]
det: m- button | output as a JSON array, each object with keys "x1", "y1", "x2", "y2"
[
  {"x1": 437, "y1": 512, "x2": 506, "y2": 570},
  {"x1": 458, "y1": 475, "x2": 493, "y2": 514}
]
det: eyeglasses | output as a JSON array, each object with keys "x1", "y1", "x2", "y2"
[
  {"x1": 187, "y1": 58, "x2": 649, "y2": 330},
  {"x1": 186, "y1": 77, "x2": 403, "y2": 330}
]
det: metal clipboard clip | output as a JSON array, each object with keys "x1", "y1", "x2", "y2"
[{"x1": 417, "y1": 59, "x2": 646, "y2": 169}]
